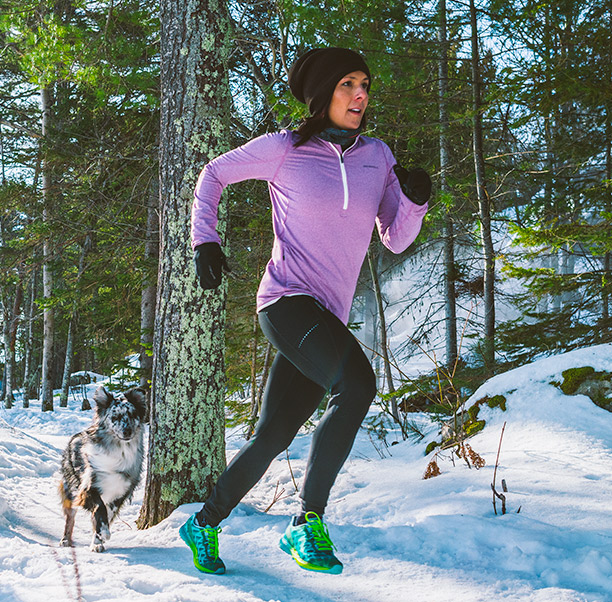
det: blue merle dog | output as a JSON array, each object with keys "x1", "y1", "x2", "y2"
[{"x1": 59, "y1": 385, "x2": 147, "y2": 552}]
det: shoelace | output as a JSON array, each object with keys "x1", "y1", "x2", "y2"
[
  {"x1": 195, "y1": 524, "x2": 221, "y2": 560},
  {"x1": 303, "y1": 512, "x2": 336, "y2": 554}
]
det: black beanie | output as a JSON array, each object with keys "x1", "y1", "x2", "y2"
[{"x1": 288, "y1": 47, "x2": 371, "y2": 115}]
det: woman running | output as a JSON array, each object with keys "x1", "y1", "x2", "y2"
[{"x1": 180, "y1": 47, "x2": 430, "y2": 575}]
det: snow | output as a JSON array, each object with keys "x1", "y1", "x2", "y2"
[{"x1": 1, "y1": 344, "x2": 612, "y2": 601}]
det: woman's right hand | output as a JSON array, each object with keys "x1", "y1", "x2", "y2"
[{"x1": 194, "y1": 242, "x2": 230, "y2": 290}]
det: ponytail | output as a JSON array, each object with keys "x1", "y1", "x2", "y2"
[{"x1": 293, "y1": 112, "x2": 329, "y2": 147}]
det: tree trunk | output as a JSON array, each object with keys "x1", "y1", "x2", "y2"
[
  {"x1": 40, "y1": 85, "x2": 55, "y2": 411},
  {"x1": 603, "y1": 132, "x2": 611, "y2": 324},
  {"x1": 139, "y1": 176, "x2": 159, "y2": 389},
  {"x1": 59, "y1": 319, "x2": 74, "y2": 407},
  {"x1": 255, "y1": 341, "x2": 272, "y2": 413},
  {"x1": 602, "y1": 6, "x2": 612, "y2": 327},
  {"x1": 60, "y1": 234, "x2": 90, "y2": 407},
  {"x1": 138, "y1": 0, "x2": 232, "y2": 528},
  {"x1": 469, "y1": 0, "x2": 495, "y2": 371},
  {"x1": 2, "y1": 312, "x2": 9, "y2": 407},
  {"x1": 249, "y1": 311, "x2": 259, "y2": 422},
  {"x1": 23, "y1": 267, "x2": 38, "y2": 408},
  {"x1": 5, "y1": 277, "x2": 23, "y2": 408},
  {"x1": 367, "y1": 248, "x2": 399, "y2": 422},
  {"x1": 438, "y1": 0, "x2": 458, "y2": 369},
  {"x1": 247, "y1": 340, "x2": 273, "y2": 440}
]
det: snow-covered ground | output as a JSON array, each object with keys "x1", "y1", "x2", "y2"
[{"x1": 1, "y1": 344, "x2": 612, "y2": 601}]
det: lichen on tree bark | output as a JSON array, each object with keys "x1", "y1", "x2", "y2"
[{"x1": 138, "y1": 0, "x2": 233, "y2": 528}]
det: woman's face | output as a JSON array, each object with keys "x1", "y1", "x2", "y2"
[{"x1": 327, "y1": 70, "x2": 369, "y2": 130}]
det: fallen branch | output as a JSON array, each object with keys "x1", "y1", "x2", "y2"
[{"x1": 491, "y1": 421, "x2": 507, "y2": 515}]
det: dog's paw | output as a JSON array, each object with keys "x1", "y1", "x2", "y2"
[
  {"x1": 90, "y1": 533, "x2": 106, "y2": 552},
  {"x1": 59, "y1": 537, "x2": 72, "y2": 547},
  {"x1": 90, "y1": 542, "x2": 105, "y2": 553}
]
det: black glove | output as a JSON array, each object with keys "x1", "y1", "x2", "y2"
[
  {"x1": 194, "y1": 242, "x2": 230, "y2": 290},
  {"x1": 393, "y1": 165, "x2": 432, "y2": 206}
]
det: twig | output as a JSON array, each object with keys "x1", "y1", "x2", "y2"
[
  {"x1": 491, "y1": 421, "x2": 507, "y2": 515},
  {"x1": 285, "y1": 449, "x2": 298, "y2": 492},
  {"x1": 264, "y1": 480, "x2": 292, "y2": 513},
  {"x1": 357, "y1": 301, "x2": 475, "y2": 408}
]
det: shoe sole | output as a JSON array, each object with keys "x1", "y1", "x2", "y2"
[
  {"x1": 179, "y1": 523, "x2": 226, "y2": 575},
  {"x1": 279, "y1": 534, "x2": 343, "y2": 574}
]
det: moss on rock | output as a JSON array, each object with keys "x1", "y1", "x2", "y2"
[
  {"x1": 425, "y1": 440, "x2": 440, "y2": 455},
  {"x1": 558, "y1": 366, "x2": 612, "y2": 411},
  {"x1": 486, "y1": 394, "x2": 507, "y2": 411},
  {"x1": 560, "y1": 366, "x2": 595, "y2": 395},
  {"x1": 466, "y1": 420, "x2": 486, "y2": 437}
]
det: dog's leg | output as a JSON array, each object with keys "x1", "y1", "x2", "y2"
[
  {"x1": 90, "y1": 502, "x2": 110, "y2": 552},
  {"x1": 60, "y1": 504, "x2": 76, "y2": 547},
  {"x1": 107, "y1": 490, "x2": 131, "y2": 525},
  {"x1": 59, "y1": 481, "x2": 76, "y2": 547},
  {"x1": 82, "y1": 489, "x2": 111, "y2": 552}
]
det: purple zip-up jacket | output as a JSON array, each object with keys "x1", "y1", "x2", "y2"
[{"x1": 191, "y1": 130, "x2": 428, "y2": 324}]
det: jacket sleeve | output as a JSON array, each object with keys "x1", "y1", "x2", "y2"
[
  {"x1": 191, "y1": 131, "x2": 292, "y2": 249},
  {"x1": 375, "y1": 142, "x2": 428, "y2": 254}
]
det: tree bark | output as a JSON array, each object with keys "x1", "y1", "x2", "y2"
[
  {"x1": 40, "y1": 85, "x2": 55, "y2": 411},
  {"x1": 4, "y1": 277, "x2": 23, "y2": 408},
  {"x1": 249, "y1": 311, "x2": 259, "y2": 423},
  {"x1": 602, "y1": 4, "x2": 612, "y2": 327},
  {"x1": 139, "y1": 176, "x2": 159, "y2": 389},
  {"x1": 22, "y1": 267, "x2": 39, "y2": 407},
  {"x1": 469, "y1": 0, "x2": 495, "y2": 371},
  {"x1": 138, "y1": 0, "x2": 232, "y2": 528},
  {"x1": 438, "y1": 0, "x2": 458, "y2": 369}
]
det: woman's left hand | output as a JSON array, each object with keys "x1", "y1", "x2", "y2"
[{"x1": 393, "y1": 165, "x2": 431, "y2": 206}]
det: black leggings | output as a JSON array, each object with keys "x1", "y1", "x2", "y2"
[{"x1": 200, "y1": 295, "x2": 376, "y2": 527}]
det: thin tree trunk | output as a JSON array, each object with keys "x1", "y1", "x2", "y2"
[
  {"x1": 247, "y1": 340, "x2": 273, "y2": 440},
  {"x1": 23, "y1": 267, "x2": 38, "y2": 408},
  {"x1": 602, "y1": 4, "x2": 612, "y2": 326},
  {"x1": 367, "y1": 248, "x2": 399, "y2": 422},
  {"x1": 5, "y1": 278, "x2": 23, "y2": 408},
  {"x1": 139, "y1": 177, "x2": 159, "y2": 389},
  {"x1": 255, "y1": 341, "x2": 272, "y2": 412},
  {"x1": 40, "y1": 85, "x2": 54, "y2": 411},
  {"x1": 469, "y1": 0, "x2": 495, "y2": 371},
  {"x1": 138, "y1": 0, "x2": 232, "y2": 528},
  {"x1": 438, "y1": 0, "x2": 458, "y2": 369},
  {"x1": 59, "y1": 234, "x2": 91, "y2": 407},
  {"x1": 249, "y1": 311, "x2": 259, "y2": 420},
  {"x1": 2, "y1": 310, "x2": 9, "y2": 407},
  {"x1": 604, "y1": 128, "x2": 611, "y2": 323},
  {"x1": 59, "y1": 319, "x2": 74, "y2": 407}
]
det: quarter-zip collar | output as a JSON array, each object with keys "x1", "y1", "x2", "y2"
[{"x1": 326, "y1": 138, "x2": 359, "y2": 211}]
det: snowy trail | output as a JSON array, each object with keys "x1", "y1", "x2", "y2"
[{"x1": 2, "y1": 344, "x2": 612, "y2": 601}]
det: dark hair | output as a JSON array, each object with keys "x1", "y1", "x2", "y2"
[
  {"x1": 293, "y1": 110, "x2": 368, "y2": 147},
  {"x1": 293, "y1": 111, "x2": 329, "y2": 147}
]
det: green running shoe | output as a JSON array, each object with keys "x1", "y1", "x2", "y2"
[
  {"x1": 179, "y1": 514, "x2": 226, "y2": 574},
  {"x1": 279, "y1": 512, "x2": 343, "y2": 574}
]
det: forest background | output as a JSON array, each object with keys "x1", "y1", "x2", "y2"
[{"x1": 0, "y1": 0, "x2": 611, "y2": 525}]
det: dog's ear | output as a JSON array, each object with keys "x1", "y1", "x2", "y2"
[
  {"x1": 125, "y1": 387, "x2": 148, "y2": 420},
  {"x1": 93, "y1": 386, "x2": 113, "y2": 409}
]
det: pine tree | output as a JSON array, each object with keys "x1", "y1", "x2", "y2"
[{"x1": 137, "y1": 0, "x2": 232, "y2": 528}]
